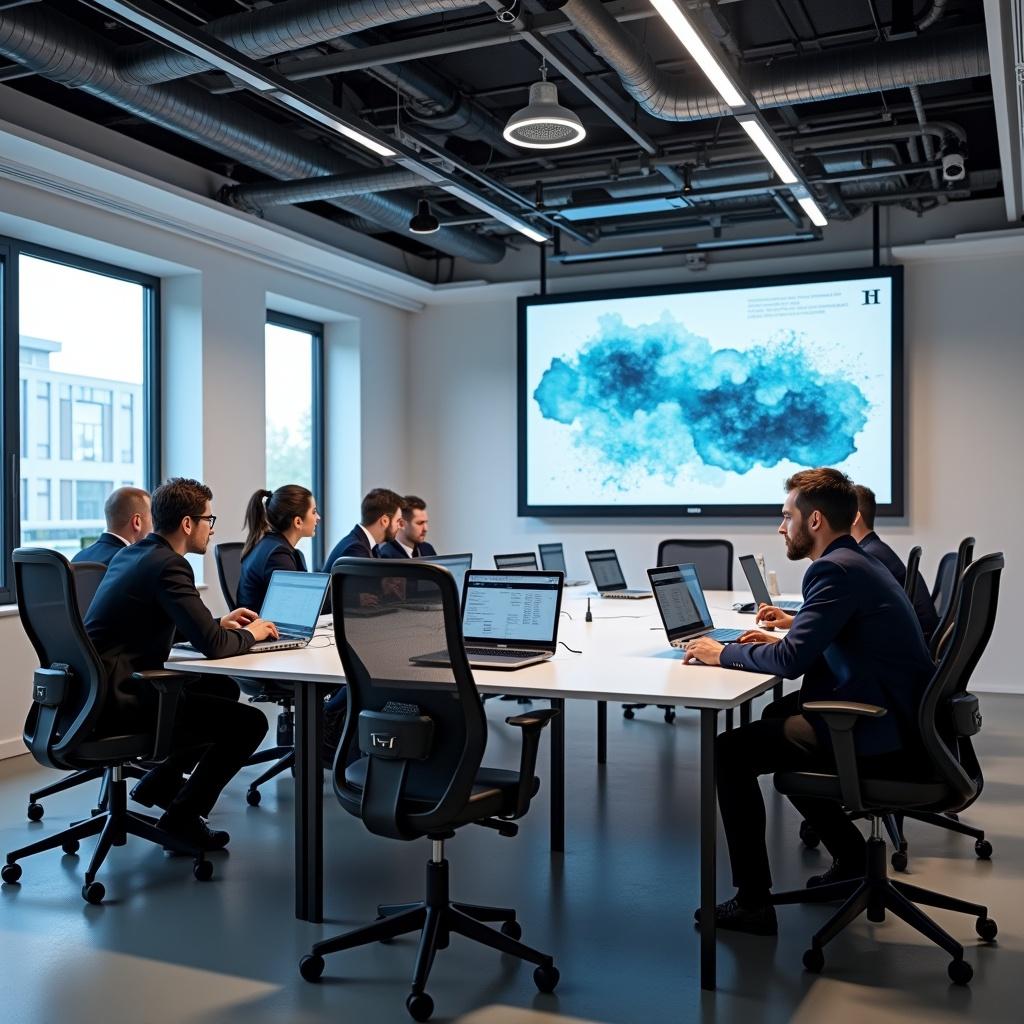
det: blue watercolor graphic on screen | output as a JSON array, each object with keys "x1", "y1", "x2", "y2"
[{"x1": 533, "y1": 312, "x2": 869, "y2": 487}]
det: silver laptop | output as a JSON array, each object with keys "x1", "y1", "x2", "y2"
[
  {"x1": 412, "y1": 570, "x2": 564, "y2": 670},
  {"x1": 494, "y1": 552, "x2": 538, "y2": 570},
  {"x1": 248, "y1": 571, "x2": 331, "y2": 651},
  {"x1": 538, "y1": 542, "x2": 589, "y2": 587},
  {"x1": 648, "y1": 564, "x2": 745, "y2": 646},
  {"x1": 737, "y1": 554, "x2": 802, "y2": 613},
  {"x1": 585, "y1": 548, "x2": 652, "y2": 599},
  {"x1": 419, "y1": 552, "x2": 473, "y2": 603}
]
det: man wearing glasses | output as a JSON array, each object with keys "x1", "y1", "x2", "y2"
[{"x1": 86, "y1": 477, "x2": 278, "y2": 851}]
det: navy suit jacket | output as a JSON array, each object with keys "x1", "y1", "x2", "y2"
[
  {"x1": 322, "y1": 524, "x2": 377, "y2": 572},
  {"x1": 85, "y1": 533, "x2": 255, "y2": 722},
  {"x1": 237, "y1": 533, "x2": 308, "y2": 611},
  {"x1": 720, "y1": 535, "x2": 934, "y2": 756},
  {"x1": 377, "y1": 539, "x2": 437, "y2": 559},
  {"x1": 72, "y1": 532, "x2": 128, "y2": 567},
  {"x1": 859, "y1": 531, "x2": 940, "y2": 640}
]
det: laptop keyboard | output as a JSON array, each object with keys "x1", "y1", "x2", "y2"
[
  {"x1": 465, "y1": 647, "x2": 539, "y2": 659},
  {"x1": 707, "y1": 628, "x2": 744, "y2": 642}
]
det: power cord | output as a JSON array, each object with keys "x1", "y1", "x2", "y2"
[{"x1": 559, "y1": 641, "x2": 583, "y2": 654}]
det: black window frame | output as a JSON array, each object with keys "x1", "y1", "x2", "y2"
[
  {"x1": 266, "y1": 310, "x2": 325, "y2": 571},
  {"x1": 0, "y1": 237, "x2": 161, "y2": 604}
]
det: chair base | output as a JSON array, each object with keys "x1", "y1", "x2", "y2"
[
  {"x1": 245, "y1": 748, "x2": 294, "y2": 805},
  {"x1": 299, "y1": 844, "x2": 558, "y2": 1021},
  {"x1": 772, "y1": 834, "x2": 995, "y2": 984},
  {"x1": 4, "y1": 766, "x2": 211, "y2": 903},
  {"x1": 27, "y1": 763, "x2": 146, "y2": 820},
  {"x1": 622, "y1": 703, "x2": 676, "y2": 723}
]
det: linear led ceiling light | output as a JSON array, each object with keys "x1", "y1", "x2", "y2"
[
  {"x1": 736, "y1": 117, "x2": 798, "y2": 184},
  {"x1": 796, "y1": 195, "x2": 829, "y2": 227},
  {"x1": 444, "y1": 185, "x2": 550, "y2": 243},
  {"x1": 273, "y1": 94, "x2": 395, "y2": 158},
  {"x1": 648, "y1": 0, "x2": 745, "y2": 108}
]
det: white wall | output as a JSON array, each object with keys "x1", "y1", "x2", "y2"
[{"x1": 409, "y1": 244, "x2": 1024, "y2": 693}]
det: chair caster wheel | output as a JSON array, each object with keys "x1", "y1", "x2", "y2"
[
  {"x1": 299, "y1": 954, "x2": 325, "y2": 982},
  {"x1": 802, "y1": 947, "x2": 824, "y2": 973},
  {"x1": 799, "y1": 821, "x2": 820, "y2": 849},
  {"x1": 500, "y1": 919, "x2": 522, "y2": 940},
  {"x1": 26, "y1": 802, "x2": 44, "y2": 822},
  {"x1": 664, "y1": 709, "x2": 676, "y2": 723},
  {"x1": 891, "y1": 850, "x2": 909, "y2": 872},
  {"x1": 61, "y1": 839, "x2": 80, "y2": 856},
  {"x1": 406, "y1": 991, "x2": 434, "y2": 1021},
  {"x1": 975, "y1": 839, "x2": 992, "y2": 860},
  {"x1": 193, "y1": 859, "x2": 213, "y2": 881},
  {"x1": 533, "y1": 962, "x2": 560, "y2": 993},
  {"x1": 948, "y1": 958, "x2": 973, "y2": 985},
  {"x1": 82, "y1": 881, "x2": 105, "y2": 904},
  {"x1": 245, "y1": 788, "x2": 261, "y2": 807},
  {"x1": 623, "y1": 708, "x2": 634, "y2": 720},
  {"x1": 976, "y1": 917, "x2": 997, "y2": 941},
  {"x1": 2, "y1": 862, "x2": 23, "y2": 884}
]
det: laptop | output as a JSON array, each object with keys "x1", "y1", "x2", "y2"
[
  {"x1": 411, "y1": 570, "x2": 564, "y2": 670},
  {"x1": 736, "y1": 554, "x2": 803, "y2": 614},
  {"x1": 419, "y1": 552, "x2": 473, "y2": 603},
  {"x1": 585, "y1": 548, "x2": 652, "y2": 599},
  {"x1": 648, "y1": 563, "x2": 745, "y2": 646},
  {"x1": 538, "y1": 542, "x2": 589, "y2": 587},
  {"x1": 494, "y1": 552, "x2": 539, "y2": 570}
]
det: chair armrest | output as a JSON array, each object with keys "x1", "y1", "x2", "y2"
[
  {"x1": 131, "y1": 670, "x2": 191, "y2": 760},
  {"x1": 802, "y1": 701, "x2": 887, "y2": 813},
  {"x1": 504, "y1": 708, "x2": 559, "y2": 819}
]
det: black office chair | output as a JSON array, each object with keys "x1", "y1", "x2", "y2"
[
  {"x1": 298, "y1": 559, "x2": 560, "y2": 1022},
  {"x1": 623, "y1": 539, "x2": 736, "y2": 723},
  {"x1": 214, "y1": 541, "x2": 297, "y2": 805},
  {"x1": 2, "y1": 548, "x2": 212, "y2": 903},
  {"x1": 771, "y1": 553, "x2": 1003, "y2": 985},
  {"x1": 24, "y1": 561, "x2": 146, "y2": 821},
  {"x1": 932, "y1": 550, "x2": 959, "y2": 621},
  {"x1": 904, "y1": 545, "x2": 923, "y2": 600},
  {"x1": 930, "y1": 537, "x2": 975, "y2": 662}
]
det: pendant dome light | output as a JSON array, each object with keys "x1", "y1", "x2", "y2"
[
  {"x1": 503, "y1": 60, "x2": 586, "y2": 150},
  {"x1": 409, "y1": 198, "x2": 440, "y2": 234}
]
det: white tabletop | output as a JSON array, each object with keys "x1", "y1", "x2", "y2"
[{"x1": 168, "y1": 589, "x2": 782, "y2": 710}]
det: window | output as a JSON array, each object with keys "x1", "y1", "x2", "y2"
[
  {"x1": 265, "y1": 313, "x2": 324, "y2": 568},
  {"x1": 0, "y1": 243, "x2": 160, "y2": 591}
]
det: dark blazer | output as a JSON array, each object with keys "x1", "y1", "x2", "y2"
[
  {"x1": 237, "y1": 533, "x2": 308, "y2": 610},
  {"x1": 85, "y1": 533, "x2": 255, "y2": 722},
  {"x1": 720, "y1": 535, "x2": 934, "y2": 756},
  {"x1": 72, "y1": 532, "x2": 128, "y2": 567},
  {"x1": 377, "y1": 539, "x2": 437, "y2": 559},
  {"x1": 859, "y1": 531, "x2": 940, "y2": 640},
  {"x1": 322, "y1": 524, "x2": 377, "y2": 572}
]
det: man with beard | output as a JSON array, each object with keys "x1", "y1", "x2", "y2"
[{"x1": 683, "y1": 468, "x2": 934, "y2": 935}]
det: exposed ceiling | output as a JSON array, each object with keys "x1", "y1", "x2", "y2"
[{"x1": 0, "y1": 0, "x2": 1005, "y2": 276}]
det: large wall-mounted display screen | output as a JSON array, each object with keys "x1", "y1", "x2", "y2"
[{"x1": 518, "y1": 267, "x2": 903, "y2": 517}]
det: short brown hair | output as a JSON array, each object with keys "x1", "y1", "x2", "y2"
[
  {"x1": 401, "y1": 495, "x2": 427, "y2": 520},
  {"x1": 360, "y1": 487, "x2": 403, "y2": 526},
  {"x1": 784, "y1": 468, "x2": 857, "y2": 532},
  {"x1": 853, "y1": 484, "x2": 877, "y2": 531},
  {"x1": 152, "y1": 477, "x2": 213, "y2": 534},
  {"x1": 104, "y1": 486, "x2": 150, "y2": 530}
]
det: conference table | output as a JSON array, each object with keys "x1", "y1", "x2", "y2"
[{"x1": 168, "y1": 589, "x2": 785, "y2": 991}]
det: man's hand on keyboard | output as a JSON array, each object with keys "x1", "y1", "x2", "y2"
[
  {"x1": 738, "y1": 629, "x2": 783, "y2": 644},
  {"x1": 222, "y1": 607, "x2": 258, "y2": 630},
  {"x1": 682, "y1": 637, "x2": 723, "y2": 666},
  {"x1": 244, "y1": 619, "x2": 280, "y2": 643}
]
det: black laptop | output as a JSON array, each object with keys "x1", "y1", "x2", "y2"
[
  {"x1": 538, "y1": 542, "x2": 589, "y2": 587},
  {"x1": 648, "y1": 564, "x2": 745, "y2": 646},
  {"x1": 736, "y1": 554, "x2": 803, "y2": 614},
  {"x1": 585, "y1": 548, "x2": 651, "y2": 599}
]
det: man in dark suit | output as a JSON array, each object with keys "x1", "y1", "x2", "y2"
[
  {"x1": 321, "y1": 487, "x2": 404, "y2": 569},
  {"x1": 851, "y1": 484, "x2": 940, "y2": 639},
  {"x1": 72, "y1": 486, "x2": 152, "y2": 565},
  {"x1": 378, "y1": 495, "x2": 438, "y2": 559},
  {"x1": 86, "y1": 477, "x2": 279, "y2": 850},
  {"x1": 684, "y1": 468, "x2": 934, "y2": 935}
]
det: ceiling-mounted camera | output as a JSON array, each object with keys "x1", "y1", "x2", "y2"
[{"x1": 940, "y1": 138, "x2": 967, "y2": 183}]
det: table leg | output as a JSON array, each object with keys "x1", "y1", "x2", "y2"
[
  {"x1": 725, "y1": 708, "x2": 734, "y2": 731},
  {"x1": 700, "y1": 707, "x2": 719, "y2": 991},
  {"x1": 772, "y1": 681, "x2": 783, "y2": 702},
  {"x1": 596, "y1": 700, "x2": 607, "y2": 765},
  {"x1": 740, "y1": 700, "x2": 751, "y2": 727},
  {"x1": 294, "y1": 684, "x2": 324, "y2": 923},
  {"x1": 550, "y1": 697, "x2": 565, "y2": 853}
]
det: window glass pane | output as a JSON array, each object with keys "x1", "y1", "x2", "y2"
[
  {"x1": 265, "y1": 321, "x2": 314, "y2": 562},
  {"x1": 19, "y1": 254, "x2": 149, "y2": 558}
]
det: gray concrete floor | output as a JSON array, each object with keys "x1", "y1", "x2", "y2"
[{"x1": 1, "y1": 692, "x2": 1021, "y2": 1024}]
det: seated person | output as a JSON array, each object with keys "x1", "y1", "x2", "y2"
[
  {"x1": 85, "y1": 477, "x2": 278, "y2": 850},
  {"x1": 683, "y1": 468, "x2": 934, "y2": 935},
  {"x1": 73, "y1": 486, "x2": 152, "y2": 565},
  {"x1": 237, "y1": 484, "x2": 320, "y2": 610},
  {"x1": 321, "y1": 487, "x2": 404, "y2": 568},
  {"x1": 377, "y1": 495, "x2": 437, "y2": 559}
]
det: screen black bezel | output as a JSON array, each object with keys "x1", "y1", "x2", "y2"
[
  {"x1": 518, "y1": 266, "x2": 905, "y2": 519},
  {"x1": 460, "y1": 570, "x2": 565, "y2": 649}
]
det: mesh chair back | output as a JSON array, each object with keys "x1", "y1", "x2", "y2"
[
  {"x1": 330, "y1": 558, "x2": 487, "y2": 839},
  {"x1": 904, "y1": 546, "x2": 922, "y2": 599},
  {"x1": 14, "y1": 548, "x2": 108, "y2": 769},
  {"x1": 70, "y1": 561, "x2": 107, "y2": 617},
  {"x1": 919, "y1": 553, "x2": 1002, "y2": 809},
  {"x1": 494, "y1": 552, "x2": 538, "y2": 570},
  {"x1": 929, "y1": 537, "x2": 975, "y2": 662},
  {"x1": 931, "y1": 552, "x2": 958, "y2": 617},
  {"x1": 214, "y1": 541, "x2": 243, "y2": 609},
  {"x1": 657, "y1": 539, "x2": 734, "y2": 589}
]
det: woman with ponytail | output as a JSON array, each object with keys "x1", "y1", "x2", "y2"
[{"x1": 236, "y1": 484, "x2": 319, "y2": 610}]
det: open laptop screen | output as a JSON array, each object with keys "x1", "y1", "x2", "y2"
[
  {"x1": 462, "y1": 572, "x2": 562, "y2": 646},
  {"x1": 259, "y1": 571, "x2": 330, "y2": 637},
  {"x1": 648, "y1": 564, "x2": 714, "y2": 642},
  {"x1": 585, "y1": 549, "x2": 626, "y2": 590},
  {"x1": 421, "y1": 553, "x2": 472, "y2": 601},
  {"x1": 739, "y1": 554, "x2": 773, "y2": 607},
  {"x1": 538, "y1": 543, "x2": 567, "y2": 573},
  {"x1": 494, "y1": 552, "x2": 539, "y2": 570}
]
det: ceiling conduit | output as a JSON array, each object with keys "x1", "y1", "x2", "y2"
[{"x1": 0, "y1": 4, "x2": 505, "y2": 263}]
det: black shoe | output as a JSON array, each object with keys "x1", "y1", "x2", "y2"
[
  {"x1": 807, "y1": 857, "x2": 865, "y2": 889},
  {"x1": 130, "y1": 770, "x2": 184, "y2": 811},
  {"x1": 693, "y1": 898, "x2": 778, "y2": 936},
  {"x1": 158, "y1": 811, "x2": 230, "y2": 852}
]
